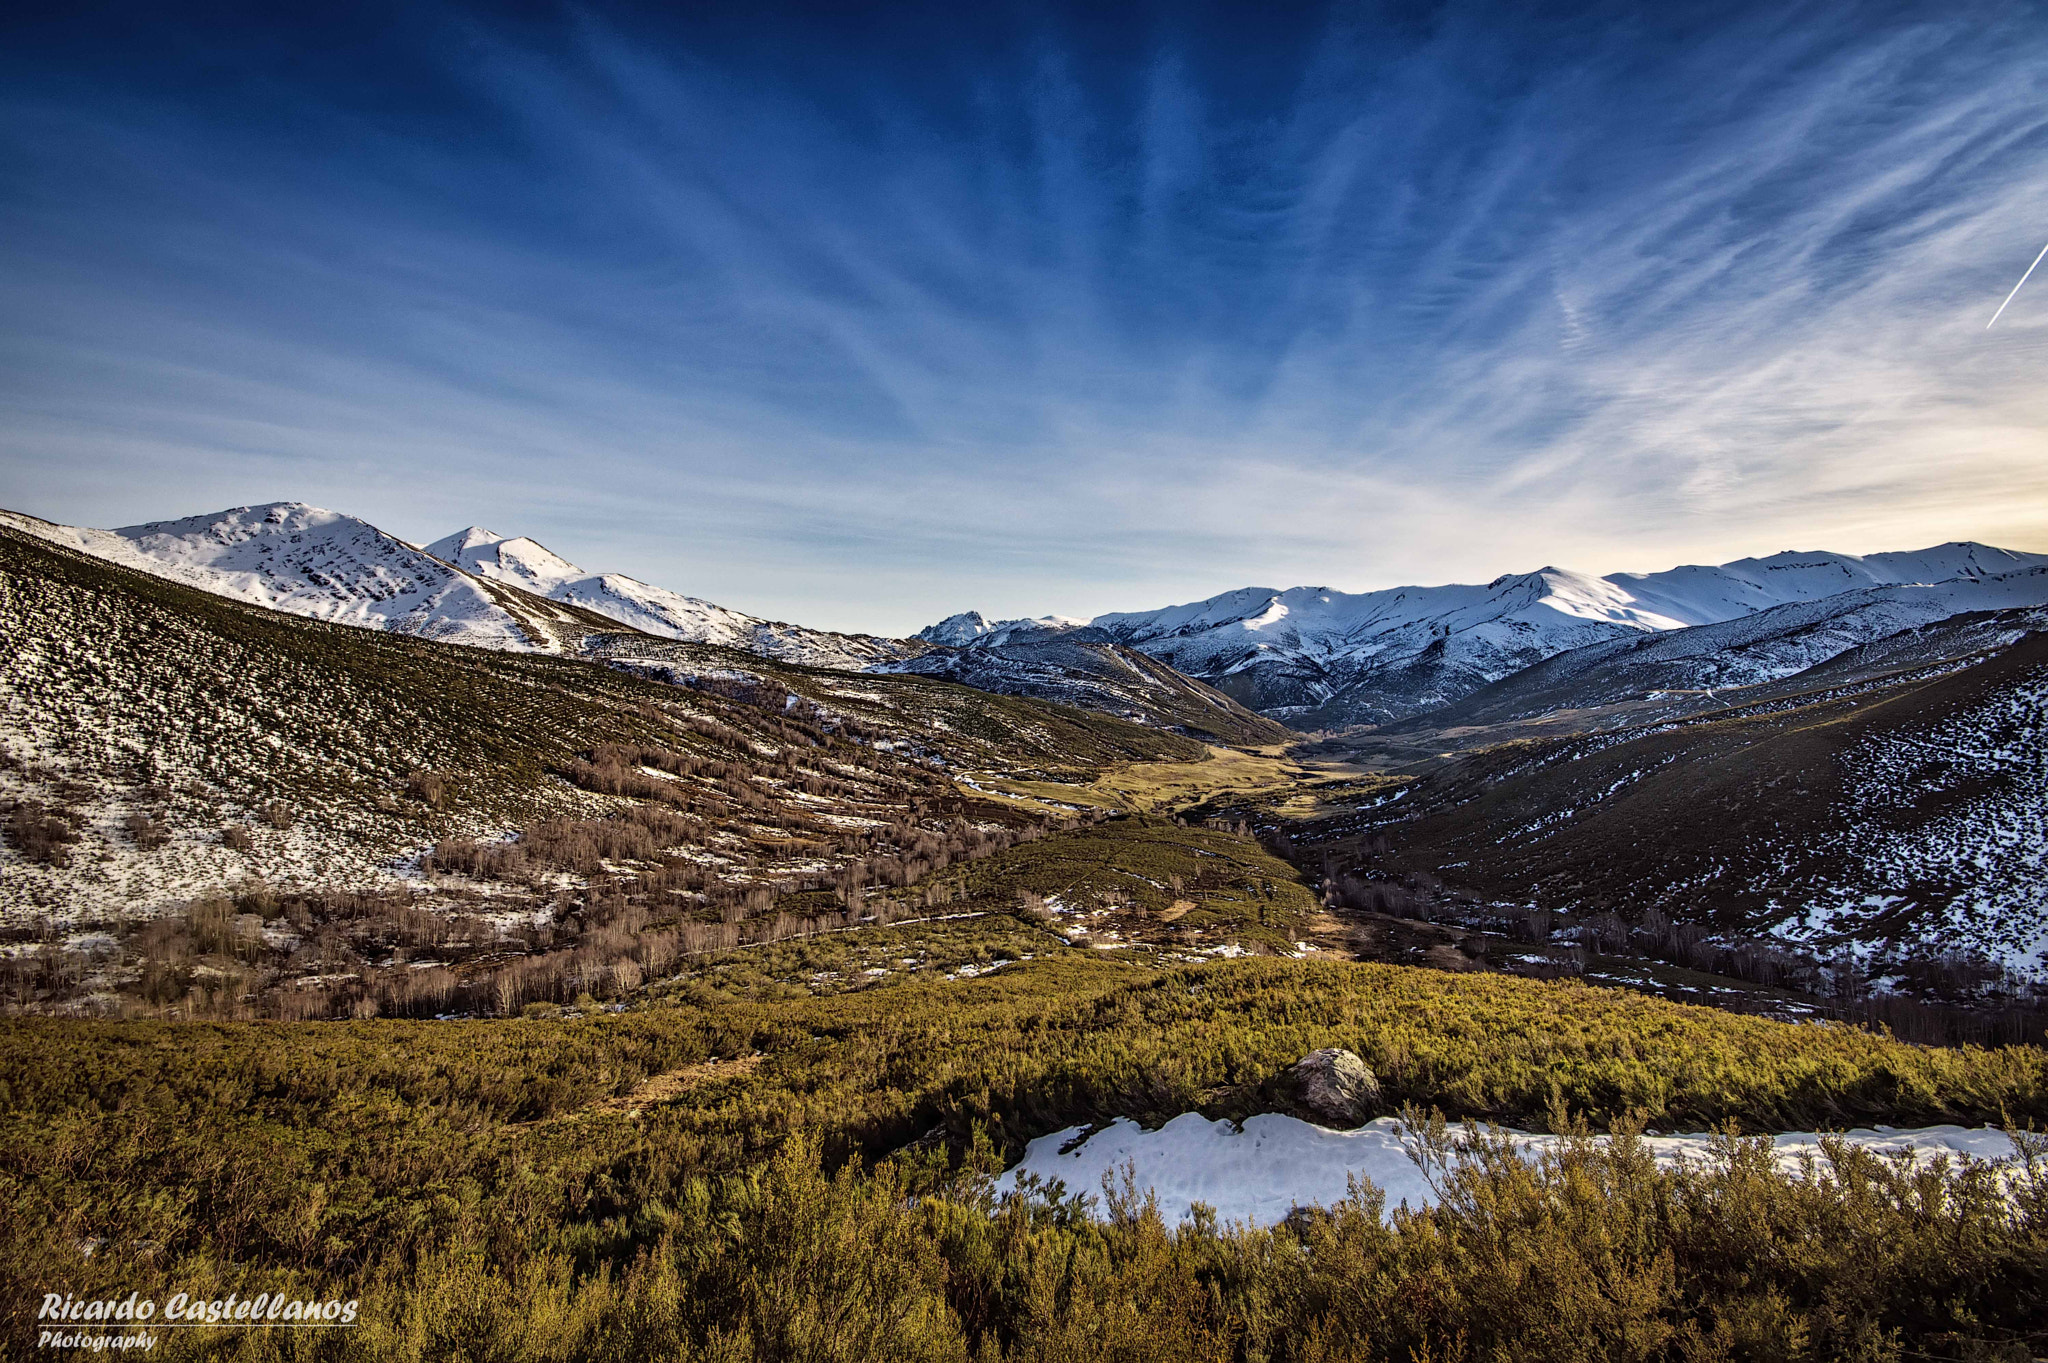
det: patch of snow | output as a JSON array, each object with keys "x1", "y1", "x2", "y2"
[{"x1": 1000, "y1": 1113, "x2": 2023, "y2": 1228}]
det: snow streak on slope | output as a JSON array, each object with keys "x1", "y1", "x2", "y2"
[
  {"x1": 1001, "y1": 1114, "x2": 2020, "y2": 1228},
  {"x1": 1, "y1": 503, "x2": 547, "y2": 652},
  {"x1": 426, "y1": 526, "x2": 914, "y2": 670},
  {"x1": 1798, "y1": 667, "x2": 2048, "y2": 973}
]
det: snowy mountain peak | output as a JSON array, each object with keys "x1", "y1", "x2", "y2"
[
  {"x1": 1529, "y1": 568, "x2": 1691, "y2": 630},
  {"x1": 117, "y1": 500, "x2": 349, "y2": 542},
  {"x1": 917, "y1": 611, "x2": 997, "y2": 645},
  {"x1": 424, "y1": 525, "x2": 508, "y2": 558},
  {"x1": 1067, "y1": 541, "x2": 2048, "y2": 726},
  {"x1": 415, "y1": 522, "x2": 926, "y2": 668},
  {"x1": 412, "y1": 520, "x2": 923, "y2": 668},
  {"x1": 0, "y1": 501, "x2": 549, "y2": 652},
  {"x1": 425, "y1": 526, "x2": 584, "y2": 594},
  {"x1": 914, "y1": 612, "x2": 1095, "y2": 649}
]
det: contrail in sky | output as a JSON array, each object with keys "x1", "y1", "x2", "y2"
[{"x1": 1986, "y1": 239, "x2": 2048, "y2": 328}]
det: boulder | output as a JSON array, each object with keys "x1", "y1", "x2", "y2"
[{"x1": 1289, "y1": 1048, "x2": 1381, "y2": 1126}]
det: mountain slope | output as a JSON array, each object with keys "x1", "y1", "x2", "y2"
[
  {"x1": 0, "y1": 502, "x2": 590, "y2": 653},
  {"x1": 426, "y1": 526, "x2": 917, "y2": 670},
  {"x1": 0, "y1": 503, "x2": 923, "y2": 674},
  {"x1": 1401, "y1": 572, "x2": 2048, "y2": 731},
  {"x1": 0, "y1": 522, "x2": 1201, "y2": 929},
  {"x1": 1317, "y1": 632, "x2": 2048, "y2": 976},
  {"x1": 0, "y1": 503, "x2": 1267, "y2": 742},
  {"x1": 873, "y1": 622, "x2": 1294, "y2": 746},
  {"x1": 993, "y1": 543, "x2": 2048, "y2": 728}
]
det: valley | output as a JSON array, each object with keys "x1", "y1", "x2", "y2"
[
  {"x1": 14, "y1": 5, "x2": 2048, "y2": 1352},
  {"x1": 6, "y1": 500, "x2": 2046, "y2": 1033},
  {"x1": 4, "y1": 499, "x2": 2046, "y2": 1357}
]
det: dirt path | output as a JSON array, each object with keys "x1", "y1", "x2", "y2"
[{"x1": 585, "y1": 1053, "x2": 766, "y2": 1118}]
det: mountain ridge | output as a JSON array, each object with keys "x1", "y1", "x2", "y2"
[
  {"x1": 927, "y1": 541, "x2": 2048, "y2": 727},
  {"x1": 875, "y1": 621, "x2": 1294, "y2": 747},
  {"x1": 423, "y1": 523, "x2": 918, "y2": 670}
]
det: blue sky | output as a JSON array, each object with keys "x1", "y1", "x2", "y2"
[{"x1": 3, "y1": 0, "x2": 2047, "y2": 634}]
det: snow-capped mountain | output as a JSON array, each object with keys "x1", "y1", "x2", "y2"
[
  {"x1": 1599, "y1": 543, "x2": 2040, "y2": 626},
  {"x1": 424, "y1": 526, "x2": 914, "y2": 670},
  {"x1": 0, "y1": 502, "x2": 568, "y2": 652},
  {"x1": 0, "y1": 503, "x2": 918, "y2": 671},
  {"x1": 935, "y1": 543, "x2": 2048, "y2": 728},
  {"x1": 914, "y1": 611, "x2": 1092, "y2": 648},
  {"x1": 916, "y1": 611, "x2": 1000, "y2": 646},
  {"x1": 1409, "y1": 570, "x2": 2048, "y2": 730}
]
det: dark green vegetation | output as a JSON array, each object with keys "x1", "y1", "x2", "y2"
[
  {"x1": 949, "y1": 816, "x2": 1317, "y2": 954},
  {"x1": 5, "y1": 954, "x2": 2046, "y2": 1359}
]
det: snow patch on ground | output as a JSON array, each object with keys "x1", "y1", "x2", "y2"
[{"x1": 1000, "y1": 1113, "x2": 2022, "y2": 1228}]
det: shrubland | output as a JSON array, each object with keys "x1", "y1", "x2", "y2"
[{"x1": 3, "y1": 953, "x2": 2045, "y2": 1358}]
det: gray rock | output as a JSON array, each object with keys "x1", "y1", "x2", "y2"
[{"x1": 1290, "y1": 1048, "x2": 1381, "y2": 1126}]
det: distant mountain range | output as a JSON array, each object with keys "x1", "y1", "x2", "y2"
[
  {"x1": 423, "y1": 525, "x2": 912, "y2": 669},
  {"x1": 9, "y1": 500, "x2": 2046, "y2": 739},
  {"x1": 928, "y1": 544, "x2": 2048, "y2": 728}
]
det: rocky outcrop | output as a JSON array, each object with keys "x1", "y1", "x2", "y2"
[{"x1": 1288, "y1": 1048, "x2": 1382, "y2": 1126}]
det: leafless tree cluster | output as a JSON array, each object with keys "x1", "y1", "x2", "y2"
[
  {"x1": 125, "y1": 811, "x2": 169, "y2": 849},
  {"x1": 4, "y1": 798, "x2": 81, "y2": 866},
  {"x1": 404, "y1": 769, "x2": 448, "y2": 807}
]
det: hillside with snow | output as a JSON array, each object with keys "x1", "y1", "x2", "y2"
[
  {"x1": 876, "y1": 620, "x2": 1293, "y2": 746},
  {"x1": 935, "y1": 543, "x2": 2048, "y2": 727},
  {"x1": 0, "y1": 522, "x2": 1207, "y2": 930},
  {"x1": 1405, "y1": 571, "x2": 2048, "y2": 730},
  {"x1": 1305, "y1": 631, "x2": 2048, "y2": 977}
]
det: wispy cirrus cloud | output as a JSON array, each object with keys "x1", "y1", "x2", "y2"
[{"x1": 1, "y1": 0, "x2": 2045, "y2": 632}]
